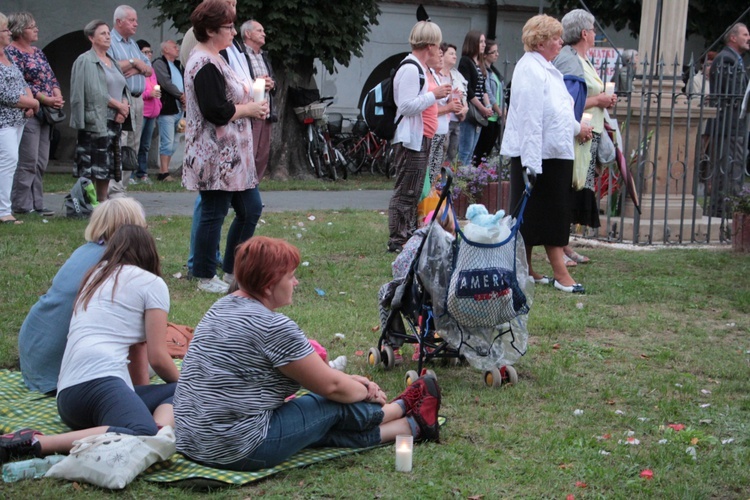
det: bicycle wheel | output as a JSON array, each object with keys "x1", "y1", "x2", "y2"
[
  {"x1": 306, "y1": 126, "x2": 323, "y2": 178},
  {"x1": 331, "y1": 146, "x2": 349, "y2": 180},
  {"x1": 374, "y1": 141, "x2": 395, "y2": 177},
  {"x1": 337, "y1": 137, "x2": 366, "y2": 174}
]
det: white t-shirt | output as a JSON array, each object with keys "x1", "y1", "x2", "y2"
[{"x1": 57, "y1": 265, "x2": 170, "y2": 393}]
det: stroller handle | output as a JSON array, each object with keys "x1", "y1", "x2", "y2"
[{"x1": 440, "y1": 166, "x2": 453, "y2": 192}]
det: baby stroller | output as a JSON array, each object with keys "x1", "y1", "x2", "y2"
[{"x1": 369, "y1": 168, "x2": 535, "y2": 388}]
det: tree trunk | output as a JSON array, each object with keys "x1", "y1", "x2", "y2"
[{"x1": 267, "y1": 59, "x2": 318, "y2": 180}]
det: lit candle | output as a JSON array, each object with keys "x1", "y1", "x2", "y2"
[
  {"x1": 153, "y1": 85, "x2": 160, "y2": 92},
  {"x1": 252, "y1": 78, "x2": 266, "y2": 103},
  {"x1": 605, "y1": 82, "x2": 615, "y2": 95},
  {"x1": 581, "y1": 112, "x2": 593, "y2": 127},
  {"x1": 395, "y1": 435, "x2": 413, "y2": 472}
]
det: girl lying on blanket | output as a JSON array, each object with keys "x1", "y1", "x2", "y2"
[
  {"x1": 0, "y1": 225, "x2": 179, "y2": 465},
  {"x1": 173, "y1": 236, "x2": 441, "y2": 472},
  {"x1": 18, "y1": 197, "x2": 150, "y2": 395}
]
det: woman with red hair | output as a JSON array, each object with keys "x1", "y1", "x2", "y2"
[{"x1": 174, "y1": 236, "x2": 442, "y2": 471}]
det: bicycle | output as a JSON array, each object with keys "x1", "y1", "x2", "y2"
[
  {"x1": 336, "y1": 117, "x2": 394, "y2": 177},
  {"x1": 294, "y1": 97, "x2": 347, "y2": 180}
]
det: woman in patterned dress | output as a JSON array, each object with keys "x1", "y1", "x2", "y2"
[
  {"x1": 0, "y1": 12, "x2": 38, "y2": 225},
  {"x1": 181, "y1": 0, "x2": 268, "y2": 293}
]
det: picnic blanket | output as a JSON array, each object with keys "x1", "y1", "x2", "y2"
[{"x1": 0, "y1": 369, "x2": 379, "y2": 486}]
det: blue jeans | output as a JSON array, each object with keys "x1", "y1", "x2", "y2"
[
  {"x1": 158, "y1": 113, "x2": 181, "y2": 157},
  {"x1": 188, "y1": 194, "x2": 224, "y2": 273},
  {"x1": 457, "y1": 121, "x2": 482, "y2": 166},
  {"x1": 192, "y1": 188, "x2": 263, "y2": 279},
  {"x1": 57, "y1": 376, "x2": 176, "y2": 436},
  {"x1": 200, "y1": 393, "x2": 383, "y2": 471},
  {"x1": 134, "y1": 117, "x2": 157, "y2": 179}
]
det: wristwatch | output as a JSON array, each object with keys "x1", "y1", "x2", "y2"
[{"x1": 128, "y1": 58, "x2": 135, "y2": 67}]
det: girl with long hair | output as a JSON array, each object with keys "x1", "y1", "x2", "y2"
[{"x1": 457, "y1": 30, "x2": 494, "y2": 165}]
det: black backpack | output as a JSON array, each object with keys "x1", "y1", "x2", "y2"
[
  {"x1": 64, "y1": 177, "x2": 97, "y2": 218},
  {"x1": 361, "y1": 59, "x2": 425, "y2": 140}
]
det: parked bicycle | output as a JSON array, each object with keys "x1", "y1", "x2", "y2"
[
  {"x1": 293, "y1": 97, "x2": 347, "y2": 180},
  {"x1": 336, "y1": 116, "x2": 394, "y2": 177}
]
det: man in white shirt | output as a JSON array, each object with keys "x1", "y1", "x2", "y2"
[{"x1": 242, "y1": 19, "x2": 276, "y2": 181}]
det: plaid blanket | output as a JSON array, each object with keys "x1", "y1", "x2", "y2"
[{"x1": 0, "y1": 369, "x2": 378, "y2": 485}]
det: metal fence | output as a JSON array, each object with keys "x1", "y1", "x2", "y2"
[{"x1": 494, "y1": 51, "x2": 748, "y2": 246}]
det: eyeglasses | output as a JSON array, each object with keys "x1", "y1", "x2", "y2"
[
  {"x1": 142, "y1": 49, "x2": 153, "y2": 54},
  {"x1": 25, "y1": 25, "x2": 38, "y2": 30},
  {"x1": 0, "y1": 29, "x2": 11, "y2": 34},
  {"x1": 220, "y1": 25, "x2": 236, "y2": 32}
]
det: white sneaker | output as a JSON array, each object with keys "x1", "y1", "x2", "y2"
[
  {"x1": 328, "y1": 356, "x2": 347, "y2": 371},
  {"x1": 222, "y1": 273, "x2": 234, "y2": 285},
  {"x1": 198, "y1": 276, "x2": 230, "y2": 293}
]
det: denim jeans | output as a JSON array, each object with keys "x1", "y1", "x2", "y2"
[
  {"x1": 199, "y1": 393, "x2": 383, "y2": 472},
  {"x1": 158, "y1": 113, "x2": 181, "y2": 157},
  {"x1": 457, "y1": 121, "x2": 482, "y2": 166},
  {"x1": 188, "y1": 194, "x2": 224, "y2": 273},
  {"x1": 192, "y1": 188, "x2": 263, "y2": 279},
  {"x1": 57, "y1": 376, "x2": 176, "y2": 436},
  {"x1": 134, "y1": 117, "x2": 157, "y2": 179}
]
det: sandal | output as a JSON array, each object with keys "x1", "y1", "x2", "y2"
[
  {"x1": 565, "y1": 249, "x2": 590, "y2": 264},
  {"x1": 563, "y1": 254, "x2": 577, "y2": 267},
  {"x1": 1, "y1": 217, "x2": 23, "y2": 225}
]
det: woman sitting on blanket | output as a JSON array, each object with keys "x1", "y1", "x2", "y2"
[
  {"x1": 174, "y1": 236, "x2": 441, "y2": 472},
  {"x1": 18, "y1": 197, "x2": 150, "y2": 395},
  {"x1": 0, "y1": 225, "x2": 179, "y2": 465}
]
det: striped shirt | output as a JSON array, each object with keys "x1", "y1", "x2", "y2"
[
  {"x1": 174, "y1": 294, "x2": 315, "y2": 464},
  {"x1": 107, "y1": 29, "x2": 148, "y2": 95}
]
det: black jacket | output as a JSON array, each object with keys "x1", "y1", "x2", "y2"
[{"x1": 152, "y1": 56, "x2": 184, "y2": 116}]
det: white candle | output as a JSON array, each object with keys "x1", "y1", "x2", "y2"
[
  {"x1": 581, "y1": 112, "x2": 593, "y2": 127},
  {"x1": 153, "y1": 85, "x2": 160, "y2": 92},
  {"x1": 395, "y1": 435, "x2": 413, "y2": 472},
  {"x1": 252, "y1": 78, "x2": 265, "y2": 103},
  {"x1": 605, "y1": 82, "x2": 615, "y2": 95}
]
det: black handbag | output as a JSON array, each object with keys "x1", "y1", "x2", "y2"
[
  {"x1": 39, "y1": 105, "x2": 66, "y2": 125},
  {"x1": 120, "y1": 146, "x2": 138, "y2": 171},
  {"x1": 466, "y1": 102, "x2": 488, "y2": 127}
]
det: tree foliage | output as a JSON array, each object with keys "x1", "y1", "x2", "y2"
[
  {"x1": 145, "y1": 0, "x2": 380, "y2": 74},
  {"x1": 547, "y1": 0, "x2": 750, "y2": 48}
]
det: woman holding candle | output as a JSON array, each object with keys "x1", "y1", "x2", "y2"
[
  {"x1": 174, "y1": 236, "x2": 442, "y2": 471},
  {"x1": 554, "y1": 9, "x2": 617, "y2": 264},
  {"x1": 130, "y1": 39, "x2": 161, "y2": 184},
  {"x1": 182, "y1": 0, "x2": 268, "y2": 293},
  {"x1": 500, "y1": 14, "x2": 592, "y2": 293}
]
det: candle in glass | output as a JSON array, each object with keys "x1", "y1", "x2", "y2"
[
  {"x1": 581, "y1": 112, "x2": 593, "y2": 127},
  {"x1": 605, "y1": 82, "x2": 615, "y2": 95},
  {"x1": 252, "y1": 78, "x2": 265, "y2": 103},
  {"x1": 395, "y1": 435, "x2": 413, "y2": 472}
]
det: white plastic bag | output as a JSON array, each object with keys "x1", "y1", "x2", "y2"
[{"x1": 45, "y1": 426, "x2": 176, "y2": 489}]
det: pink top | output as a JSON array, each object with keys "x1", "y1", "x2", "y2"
[{"x1": 142, "y1": 73, "x2": 162, "y2": 118}]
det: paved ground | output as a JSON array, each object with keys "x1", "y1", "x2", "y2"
[{"x1": 44, "y1": 190, "x2": 392, "y2": 217}]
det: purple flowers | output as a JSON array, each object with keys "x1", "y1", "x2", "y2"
[{"x1": 452, "y1": 155, "x2": 509, "y2": 202}]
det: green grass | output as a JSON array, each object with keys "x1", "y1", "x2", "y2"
[
  {"x1": 42, "y1": 172, "x2": 394, "y2": 194},
  {"x1": 1, "y1": 212, "x2": 749, "y2": 498}
]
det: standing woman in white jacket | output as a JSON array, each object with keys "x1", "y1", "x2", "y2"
[
  {"x1": 500, "y1": 14, "x2": 592, "y2": 294},
  {"x1": 387, "y1": 20, "x2": 452, "y2": 253}
]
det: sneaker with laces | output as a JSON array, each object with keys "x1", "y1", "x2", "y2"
[
  {"x1": 391, "y1": 376, "x2": 441, "y2": 442},
  {"x1": 198, "y1": 275, "x2": 230, "y2": 293},
  {"x1": 0, "y1": 429, "x2": 43, "y2": 465}
]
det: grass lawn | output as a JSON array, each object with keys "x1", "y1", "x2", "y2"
[
  {"x1": 1, "y1": 209, "x2": 749, "y2": 498},
  {"x1": 42, "y1": 172, "x2": 394, "y2": 194}
]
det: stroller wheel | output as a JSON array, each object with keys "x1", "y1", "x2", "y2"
[
  {"x1": 504, "y1": 365, "x2": 519, "y2": 385},
  {"x1": 382, "y1": 345, "x2": 396, "y2": 370},
  {"x1": 423, "y1": 369, "x2": 437, "y2": 381},
  {"x1": 367, "y1": 347, "x2": 381, "y2": 368},
  {"x1": 484, "y1": 368, "x2": 503, "y2": 388},
  {"x1": 405, "y1": 370, "x2": 420, "y2": 387}
]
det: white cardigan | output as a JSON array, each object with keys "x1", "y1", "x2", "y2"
[
  {"x1": 500, "y1": 51, "x2": 578, "y2": 174},
  {"x1": 392, "y1": 54, "x2": 436, "y2": 151}
]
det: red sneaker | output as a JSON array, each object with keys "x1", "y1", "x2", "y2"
[
  {"x1": 391, "y1": 376, "x2": 441, "y2": 442},
  {"x1": 0, "y1": 428, "x2": 43, "y2": 464}
]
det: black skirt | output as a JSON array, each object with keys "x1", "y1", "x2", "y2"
[{"x1": 510, "y1": 157, "x2": 574, "y2": 247}]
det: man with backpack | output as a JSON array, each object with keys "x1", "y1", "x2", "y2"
[{"x1": 386, "y1": 21, "x2": 452, "y2": 253}]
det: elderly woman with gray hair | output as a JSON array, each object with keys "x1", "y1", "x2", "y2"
[{"x1": 553, "y1": 9, "x2": 617, "y2": 265}]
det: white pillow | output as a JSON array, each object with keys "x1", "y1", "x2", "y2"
[{"x1": 45, "y1": 426, "x2": 175, "y2": 489}]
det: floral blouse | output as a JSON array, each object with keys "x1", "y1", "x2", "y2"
[
  {"x1": 0, "y1": 56, "x2": 27, "y2": 129},
  {"x1": 6, "y1": 45, "x2": 60, "y2": 98},
  {"x1": 182, "y1": 49, "x2": 256, "y2": 192}
]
